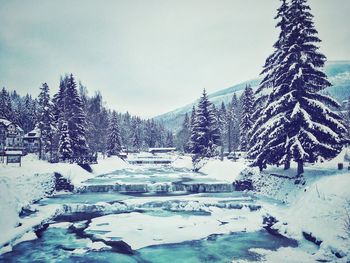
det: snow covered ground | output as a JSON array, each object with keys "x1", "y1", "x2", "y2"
[
  {"x1": 1, "y1": 151, "x2": 350, "y2": 262},
  {"x1": 173, "y1": 155, "x2": 247, "y2": 183},
  {"x1": 239, "y1": 148, "x2": 350, "y2": 262},
  {"x1": 0, "y1": 154, "x2": 129, "y2": 251}
]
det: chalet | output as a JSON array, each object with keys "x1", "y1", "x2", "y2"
[
  {"x1": 23, "y1": 128, "x2": 41, "y2": 153},
  {"x1": 0, "y1": 118, "x2": 24, "y2": 153}
]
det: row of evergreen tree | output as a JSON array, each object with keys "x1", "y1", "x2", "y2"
[
  {"x1": 0, "y1": 88, "x2": 37, "y2": 133},
  {"x1": 0, "y1": 74, "x2": 173, "y2": 161},
  {"x1": 175, "y1": 0, "x2": 349, "y2": 175},
  {"x1": 176, "y1": 85, "x2": 255, "y2": 161}
]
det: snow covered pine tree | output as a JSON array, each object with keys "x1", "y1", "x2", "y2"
[
  {"x1": 249, "y1": 0, "x2": 346, "y2": 175},
  {"x1": 239, "y1": 85, "x2": 255, "y2": 152},
  {"x1": 176, "y1": 113, "x2": 191, "y2": 152},
  {"x1": 228, "y1": 93, "x2": 241, "y2": 153},
  {"x1": 58, "y1": 121, "x2": 73, "y2": 161},
  {"x1": 37, "y1": 83, "x2": 55, "y2": 160},
  {"x1": 107, "y1": 111, "x2": 122, "y2": 156},
  {"x1": 65, "y1": 74, "x2": 89, "y2": 157},
  {"x1": 189, "y1": 89, "x2": 220, "y2": 170}
]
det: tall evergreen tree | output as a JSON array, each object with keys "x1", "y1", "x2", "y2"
[
  {"x1": 85, "y1": 92, "x2": 109, "y2": 153},
  {"x1": 0, "y1": 87, "x2": 12, "y2": 120},
  {"x1": 107, "y1": 111, "x2": 122, "y2": 155},
  {"x1": 65, "y1": 74, "x2": 89, "y2": 156},
  {"x1": 23, "y1": 95, "x2": 37, "y2": 133},
  {"x1": 249, "y1": 0, "x2": 346, "y2": 174},
  {"x1": 37, "y1": 83, "x2": 55, "y2": 159},
  {"x1": 58, "y1": 121, "x2": 73, "y2": 160},
  {"x1": 189, "y1": 89, "x2": 220, "y2": 163},
  {"x1": 144, "y1": 120, "x2": 158, "y2": 148},
  {"x1": 165, "y1": 131, "x2": 175, "y2": 147},
  {"x1": 176, "y1": 113, "x2": 191, "y2": 152},
  {"x1": 256, "y1": 0, "x2": 290, "y2": 96},
  {"x1": 227, "y1": 93, "x2": 240, "y2": 152},
  {"x1": 120, "y1": 111, "x2": 132, "y2": 153},
  {"x1": 53, "y1": 77, "x2": 67, "y2": 123},
  {"x1": 218, "y1": 102, "x2": 227, "y2": 153},
  {"x1": 131, "y1": 117, "x2": 142, "y2": 151},
  {"x1": 9, "y1": 91, "x2": 22, "y2": 125},
  {"x1": 239, "y1": 85, "x2": 255, "y2": 151}
]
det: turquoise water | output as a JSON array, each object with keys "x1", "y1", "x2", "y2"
[
  {"x1": 0, "y1": 167, "x2": 298, "y2": 262},
  {"x1": 40, "y1": 192, "x2": 132, "y2": 205},
  {"x1": 0, "y1": 227, "x2": 296, "y2": 263}
]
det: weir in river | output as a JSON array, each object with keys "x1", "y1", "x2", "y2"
[{"x1": 0, "y1": 166, "x2": 299, "y2": 262}]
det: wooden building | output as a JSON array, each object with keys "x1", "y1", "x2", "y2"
[
  {"x1": 0, "y1": 118, "x2": 24, "y2": 154},
  {"x1": 23, "y1": 128, "x2": 41, "y2": 153}
]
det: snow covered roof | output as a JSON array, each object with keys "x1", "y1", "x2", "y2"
[
  {"x1": 24, "y1": 129, "x2": 41, "y2": 139},
  {"x1": 0, "y1": 118, "x2": 24, "y2": 132},
  {"x1": 0, "y1": 118, "x2": 12, "y2": 126}
]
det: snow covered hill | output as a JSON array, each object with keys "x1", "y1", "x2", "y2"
[{"x1": 155, "y1": 60, "x2": 350, "y2": 131}]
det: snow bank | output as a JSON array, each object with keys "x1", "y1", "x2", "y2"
[
  {"x1": 0, "y1": 172, "x2": 55, "y2": 234},
  {"x1": 272, "y1": 173, "x2": 350, "y2": 260},
  {"x1": 0, "y1": 204, "x2": 62, "y2": 251},
  {"x1": 0, "y1": 154, "x2": 128, "y2": 252},
  {"x1": 0, "y1": 154, "x2": 93, "y2": 186},
  {"x1": 201, "y1": 158, "x2": 247, "y2": 183},
  {"x1": 91, "y1": 156, "x2": 129, "y2": 176},
  {"x1": 172, "y1": 155, "x2": 193, "y2": 169},
  {"x1": 236, "y1": 148, "x2": 350, "y2": 260},
  {"x1": 0, "y1": 154, "x2": 91, "y2": 240},
  {"x1": 238, "y1": 150, "x2": 350, "y2": 261},
  {"x1": 160, "y1": 155, "x2": 248, "y2": 184},
  {"x1": 245, "y1": 247, "x2": 316, "y2": 263}
]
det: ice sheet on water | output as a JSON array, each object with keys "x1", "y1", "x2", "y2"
[{"x1": 85, "y1": 205, "x2": 263, "y2": 250}]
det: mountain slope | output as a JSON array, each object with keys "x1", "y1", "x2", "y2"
[{"x1": 154, "y1": 61, "x2": 350, "y2": 131}]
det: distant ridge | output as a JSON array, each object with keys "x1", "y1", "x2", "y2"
[{"x1": 154, "y1": 60, "x2": 350, "y2": 131}]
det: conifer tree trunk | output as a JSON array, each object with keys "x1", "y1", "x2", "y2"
[
  {"x1": 284, "y1": 161, "x2": 290, "y2": 170},
  {"x1": 297, "y1": 160, "x2": 304, "y2": 175}
]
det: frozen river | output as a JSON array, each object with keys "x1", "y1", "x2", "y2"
[{"x1": 0, "y1": 166, "x2": 297, "y2": 262}]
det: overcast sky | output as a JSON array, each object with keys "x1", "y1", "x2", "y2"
[{"x1": 0, "y1": 0, "x2": 349, "y2": 117}]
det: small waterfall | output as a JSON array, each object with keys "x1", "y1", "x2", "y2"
[
  {"x1": 78, "y1": 183, "x2": 148, "y2": 193},
  {"x1": 77, "y1": 182, "x2": 234, "y2": 194},
  {"x1": 180, "y1": 183, "x2": 234, "y2": 193}
]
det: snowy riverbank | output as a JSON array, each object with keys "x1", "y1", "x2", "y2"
[
  {"x1": 0, "y1": 154, "x2": 129, "y2": 251},
  {"x1": 1, "y1": 152, "x2": 350, "y2": 262},
  {"x1": 238, "y1": 149, "x2": 350, "y2": 262}
]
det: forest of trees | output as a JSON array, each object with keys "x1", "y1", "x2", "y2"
[
  {"x1": 176, "y1": 85, "x2": 256, "y2": 167},
  {"x1": 1, "y1": 0, "x2": 349, "y2": 174},
  {"x1": 176, "y1": 0, "x2": 349, "y2": 174},
  {"x1": 249, "y1": 0, "x2": 346, "y2": 175},
  {"x1": 0, "y1": 74, "x2": 174, "y2": 162}
]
